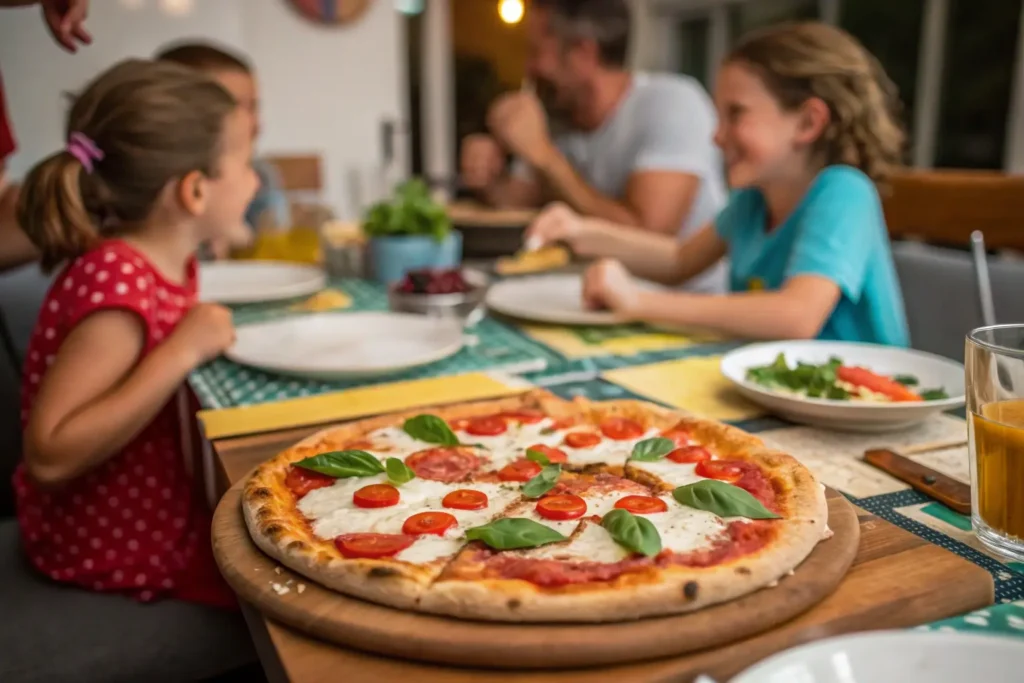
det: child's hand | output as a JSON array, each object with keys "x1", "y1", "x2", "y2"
[
  {"x1": 168, "y1": 303, "x2": 236, "y2": 367},
  {"x1": 582, "y1": 259, "x2": 640, "y2": 316},
  {"x1": 524, "y1": 202, "x2": 583, "y2": 251}
]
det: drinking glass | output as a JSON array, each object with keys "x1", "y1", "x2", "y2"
[{"x1": 966, "y1": 324, "x2": 1024, "y2": 561}]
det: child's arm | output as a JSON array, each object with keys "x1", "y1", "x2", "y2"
[
  {"x1": 583, "y1": 260, "x2": 839, "y2": 339},
  {"x1": 525, "y1": 204, "x2": 727, "y2": 286},
  {"x1": 24, "y1": 303, "x2": 234, "y2": 487},
  {"x1": 629, "y1": 273, "x2": 841, "y2": 339}
]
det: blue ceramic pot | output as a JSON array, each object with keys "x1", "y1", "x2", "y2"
[{"x1": 367, "y1": 231, "x2": 463, "y2": 286}]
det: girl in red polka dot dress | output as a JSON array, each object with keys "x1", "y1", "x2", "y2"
[{"x1": 13, "y1": 59, "x2": 258, "y2": 607}]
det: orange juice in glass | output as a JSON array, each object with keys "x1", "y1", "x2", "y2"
[{"x1": 966, "y1": 324, "x2": 1024, "y2": 561}]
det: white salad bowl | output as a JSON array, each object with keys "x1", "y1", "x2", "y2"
[{"x1": 720, "y1": 340, "x2": 965, "y2": 432}]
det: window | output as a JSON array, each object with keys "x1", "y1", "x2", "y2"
[
  {"x1": 840, "y1": 0, "x2": 925, "y2": 149},
  {"x1": 675, "y1": 16, "x2": 711, "y2": 88},
  {"x1": 935, "y1": 0, "x2": 1023, "y2": 168},
  {"x1": 729, "y1": 0, "x2": 818, "y2": 44}
]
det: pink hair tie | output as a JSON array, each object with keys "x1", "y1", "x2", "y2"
[{"x1": 66, "y1": 132, "x2": 104, "y2": 173}]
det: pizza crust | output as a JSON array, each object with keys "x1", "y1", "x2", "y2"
[{"x1": 242, "y1": 389, "x2": 829, "y2": 622}]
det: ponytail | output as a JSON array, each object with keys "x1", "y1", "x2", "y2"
[{"x1": 17, "y1": 152, "x2": 98, "y2": 273}]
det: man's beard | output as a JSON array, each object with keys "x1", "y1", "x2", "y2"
[{"x1": 534, "y1": 78, "x2": 574, "y2": 135}]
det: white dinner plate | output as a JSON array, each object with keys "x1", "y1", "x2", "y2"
[
  {"x1": 731, "y1": 631, "x2": 1024, "y2": 683},
  {"x1": 485, "y1": 273, "x2": 625, "y2": 326},
  {"x1": 720, "y1": 340, "x2": 965, "y2": 432},
  {"x1": 227, "y1": 312, "x2": 465, "y2": 380},
  {"x1": 199, "y1": 261, "x2": 326, "y2": 304}
]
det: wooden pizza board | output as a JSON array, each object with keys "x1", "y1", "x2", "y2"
[{"x1": 214, "y1": 485, "x2": 862, "y2": 670}]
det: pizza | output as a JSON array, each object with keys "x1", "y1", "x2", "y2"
[
  {"x1": 495, "y1": 245, "x2": 570, "y2": 275},
  {"x1": 242, "y1": 390, "x2": 829, "y2": 622}
]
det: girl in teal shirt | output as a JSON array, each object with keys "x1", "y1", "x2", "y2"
[{"x1": 526, "y1": 22, "x2": 909, "y2": 346}]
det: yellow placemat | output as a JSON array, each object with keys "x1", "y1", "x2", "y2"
[
  {"x1": 198, "y1": 372, "x2": 532, "y2": 440},
  {"x1": 289, "y1": 288, "x2": 352, "y2": 313},
  {"x1": 602, "y1": 355, "x2": 764, "y2": 421},
  {"x1": 521, "y1": 325, "x2": 715, "y2": 359}
]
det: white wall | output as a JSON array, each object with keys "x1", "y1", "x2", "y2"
[
  {"x1": 0, "y1": 0, "x2": 407, "y2": 356},
  {"x1": 0, "y1": 0, "x2": 408, "y2": 218}
]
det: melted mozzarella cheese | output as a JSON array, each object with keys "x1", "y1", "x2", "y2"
[
  {"x1": 462, "y1": 419, "x2": 567, "y2": 469},
  {"x1": 649, "y1": 495, "x2": 730, "y2": 552},
  {"x1": 298, "y1": 476, "x2": 520, "y2": 552},
  {"x1": 563, "y1": 428, "x2": 661, "y2": 467},
  {"x1": 364, "y1": 427, "x2": 433, "y2": 458},
  {"x1": 518, "y1": 491, "x2": 631, "y2": 536},
  {"x1": 523, "y1": 521, "x2": 629, "y2": 564},
  {"x1": 629, "y1": 460, "x2": 707, "y2": 488}
]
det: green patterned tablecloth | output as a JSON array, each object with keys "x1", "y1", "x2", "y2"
[
  {"x1": 191, "y1": 277, "x2": 1024, "y2": 637},
  {"x1": 190, "y1": 280, "x2": 565, "y2": 409}
]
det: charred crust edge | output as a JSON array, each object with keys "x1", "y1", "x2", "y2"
[
  {"x1": 683, "y1": 580, "x2": 699, "y2": 600},
  {"x1": 368, "y1": 567, "x2": 401, "y2": 579}
]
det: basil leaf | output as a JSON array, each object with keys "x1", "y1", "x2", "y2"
[
  {"x1": 294, "y1": 450, "x2": 384, "y2": 478},
  {"x1": 629, "y1": 437, "x2": 675, "y2": 462},
  {"x1": 385, "y1": 457, "x2": 415, "y2": 485},
  {"x1": 892, "y1": 374, "x2": 919, "y2": 387},
  {"x1": 465, "y1": 518, "x2": 567, "y2": 550},
  {"x1": 522, "y1": 464, "x2": 561, "y2": 499},
  {"x1": 403, "y1": 414, "x2": 459, "y2": 446},
  {"x1": 920, "y1": 388, "x2": 949, "y2": 401},
  {"x1": 525, "y1": 449, "x2": 550, "y2": 466},
  {"x1": 673, "y1": 480, "x2": 780, "y2": 519},
  {"x1": 601, "y1": 508, "x2": 662, "y2": 557}
]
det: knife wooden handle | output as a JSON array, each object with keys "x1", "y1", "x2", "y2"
[{"x1": 864, "y1": 448, "x2": 972, "y2": 515}]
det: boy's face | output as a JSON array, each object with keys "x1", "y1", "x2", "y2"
[{"x1": 213, "y1": 69, "x2": 260, "y2": 141}]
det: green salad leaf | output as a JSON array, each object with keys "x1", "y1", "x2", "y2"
[{"x1": 746, "y1": 353, "x2": 848, "y2": 399}]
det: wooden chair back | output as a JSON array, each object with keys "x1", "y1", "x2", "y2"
[
  {"x1": 883, "y1": 169, "x2": 1024, "y2": 251},
  {"x1": 266, "y1": 154, "x2": 323, "y2": 193}
]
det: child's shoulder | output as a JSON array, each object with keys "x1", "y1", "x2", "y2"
[
  {"x1": 64, "y1": 240, "x2": 150, "y2": 280},
  {"x1": 811, "y1": 165, "x2": 879, "y2": 199}
]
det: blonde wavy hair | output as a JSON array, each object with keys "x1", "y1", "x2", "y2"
[{"x1": 727, "y1": 22, "x2": 906, "y2": 183}]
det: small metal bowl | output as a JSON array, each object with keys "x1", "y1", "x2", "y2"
[{"x1": 387, "y1": 268, "x2": 490, "y2": 326}]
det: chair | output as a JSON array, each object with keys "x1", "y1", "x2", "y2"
[
  {"x1": 0, "y1": 316, "x2": 260, "y2": 683},
  {"x1": 892, "y1": 241, "x2": 1024, "y2": 361},
  {"x1": 0, "y1": 521, "x2": 258, "y2": 683},
  {"x1": 883, "y1": 170, "x2": 1024, "y2": 252}
]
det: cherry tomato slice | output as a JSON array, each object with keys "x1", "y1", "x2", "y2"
[
  {"x1": 695, "y1": 459, "x2": 744, "y2": 483},
  {"x1": 661, "y1": 428, "x2": 692, "y2": 447},
  {"x1": 448, "y1": 418, "x2": 472, "y2": 432},
  {"x1": 500, "y1": 410, "x2": 545, "y2": 424},
  {"x1": 498, "y1": 459, "x2": 543, "y2": 482},
  {"x1": 667, "y1": 445, "x2": 712, "y2": 464},
  {"x1": 334, "y1": 533, "x2": 414, "y2": 559},
  {"x1": 601, "y1": 418, "x2": 645, "y2": 440},
  {"x1": 285, "y1": 466, "x2": 335, "y2": 498},
  {"x1": 536, "y1": 494, "x2": 588, "y2": 520},
  {"x1": 563, "y1": 431, "x2": 602, "y2": 449},
  {"x1": 404, "y1": 447, "x2": 481, "y2": 482},
  {"x1": 442, "y1": 488, "x2": 489, "y2": 510},
  {"x1": 402, "y1": 511, "x2": 458, "y2": 536},
  {"x1": 352, "y1": 484, "x2": 400, "y2": 508},
  {"x1": 526, "y1": 443, "x2": 567, "y2": 463},
  {"x1": 614, "y1": 495, "x2": 668, "y2": 514},
  {"x1": 466, "y1": 416, "x2": 509, "y2": 436}
]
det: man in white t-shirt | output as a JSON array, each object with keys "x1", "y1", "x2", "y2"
[{"x1": 461, "y1": 0, "x2": 726, "y2": 292}]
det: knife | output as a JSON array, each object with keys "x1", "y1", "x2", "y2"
[{"x1": 863, "y1": 448, "x2": 972, "y2": 515}]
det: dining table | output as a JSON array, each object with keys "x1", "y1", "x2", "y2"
[{"x1": 191, "y1": 271, "x2": 1024, "y2": 683}]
